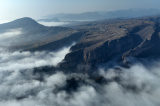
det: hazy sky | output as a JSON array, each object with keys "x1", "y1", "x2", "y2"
[{"x1": 0, "y1": 0, "x2": 160, "y2": 23}]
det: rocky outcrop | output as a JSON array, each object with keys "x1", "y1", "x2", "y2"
[
  {"x1": 61, "y1": 16, "x2": 160, "y2": 70},
  {"x1": 122, "y1": 22, "x2": 160, "y2": 58}
]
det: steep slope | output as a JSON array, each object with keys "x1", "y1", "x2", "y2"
[
  {"x1": 60, "y1": 16, "x2": 160, "y2": 70},
  {"x1": 123, "y1": 21, "x2": 160, "y2": 58},
  {"x1": 0, "y1": 17, "x2": 80, "y2": 51}
]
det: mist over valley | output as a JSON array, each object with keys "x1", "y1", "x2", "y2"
[{"x1": 0, "y1": 2, "x2": 160, "y2": 106}]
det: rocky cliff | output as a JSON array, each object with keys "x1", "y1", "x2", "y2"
[{"x1": 60, "y1": 16, "x2": 160, "y2": 70}]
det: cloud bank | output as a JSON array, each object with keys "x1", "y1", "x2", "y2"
[
  {"x1": 0, "y1": 28, "x2": 22, "y2": 41},
  {"x1": 0, "y1": 28, "x2": 24, "y2": 49},
  {"x1": 0, "y1": 46, "x2": 71, "y2": 71},
  {"x1": 0, "y1": 54, "x2": 160, "y2": 106},
  {"x1": 38, "y1": 21, "x2": 69, "y2": 26}
]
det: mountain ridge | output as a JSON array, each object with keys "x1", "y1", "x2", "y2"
[
  {"x1": 60, "y1": 16, "x2": 160, "y2": 70},
  {"x1": 41, "y1": 9, "x2": 160, "y2": 22}
]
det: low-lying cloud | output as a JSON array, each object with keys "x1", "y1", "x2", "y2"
[
  {"x1": 0, "y1": 28, "x2": 22, "y2": 40},
  {"x1": 0, "y1": 51, "x2": 160, "y2": 106},
  {"x1": 0, "y1": 28, "x2": 23, "y2": 49},
  {"x1": 38, "y1": 21, "x2": 69, "y2": 26},
  {"x1": 0, "y1": 46, "x2": 71, "y2": 71},
  {"x1": 98, "y1": 61, "x2": 160, "y2": 106}
]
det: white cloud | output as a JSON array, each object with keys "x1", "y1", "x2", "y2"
[
  {"x1": 0, "y1": 58, "x2": 160, "y2": 106},
  {"x1": 0, "y1": 28, "x2": 22, "y2": 40},
  {"x1": 99, "y1": 62, "x2": 160, "y2": 106},
  {"x1": 38, "y1": 21, "x2": 69, "y2": 26},
  {"x1": 0, "y1": 45, "x2": 71, "y2": 71}
]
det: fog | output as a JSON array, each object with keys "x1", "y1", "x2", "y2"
[
  {"x1": 0, "y1": 44, "x2": 160, "y2": 106},
  {"x1": 0, "y1": 28, "x2": 22, "y2": 41},
  {"x1": 0, "y1": 28, "x2": 24, "y2": 49},
  {"x1": 0, "y1": 46, "x2": 71, "y2": 71}
]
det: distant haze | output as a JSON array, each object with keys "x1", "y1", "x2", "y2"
[{"x1": 0, "y1": 0, "x2": 160, "y2": 23}]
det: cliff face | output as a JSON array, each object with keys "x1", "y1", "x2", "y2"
[
  {"x1": 123, "y1": 22, "x2": 160, "y2": 58},
  {"x1": 61, "y1": 16, "x2": 160, "y2": 70}
]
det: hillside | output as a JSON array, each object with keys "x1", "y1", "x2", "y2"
[
  {"x1": 60, "y1": 16, "x2": 160, "y2": 70},
  {"x1": 0, "y1": 17, "x2": 80, "y2": 51}
]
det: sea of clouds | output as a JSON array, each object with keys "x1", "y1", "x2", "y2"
[
  {"x1": 0, "y1": 28, "x2": 160, "y2": 106},
  {"x1": 0, "y1": 54, "x2": 160, "y2": 106}
]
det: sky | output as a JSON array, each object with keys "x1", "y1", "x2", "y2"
[{"x1": 0, "y1": 0, "x2": 160, "y2": 23}]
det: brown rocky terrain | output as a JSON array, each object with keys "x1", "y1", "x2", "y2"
[{"x1": 60, "y1": 16, "x2": 160, "y2": 70}]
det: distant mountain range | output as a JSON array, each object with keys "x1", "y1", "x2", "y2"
[{"x1": 39, "y1": 9, "x2": 160, "y2": 22}]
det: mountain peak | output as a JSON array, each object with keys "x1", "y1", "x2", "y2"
[
  {"x1": 0, "y1": 17, "x2": 42, "y2": 29},
  {"x1": 15, "y1": 17, "x2": 36, "y2": 22},
  {"x1": 10, "y1": 17, "x2": 40, "y2": 26}
]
